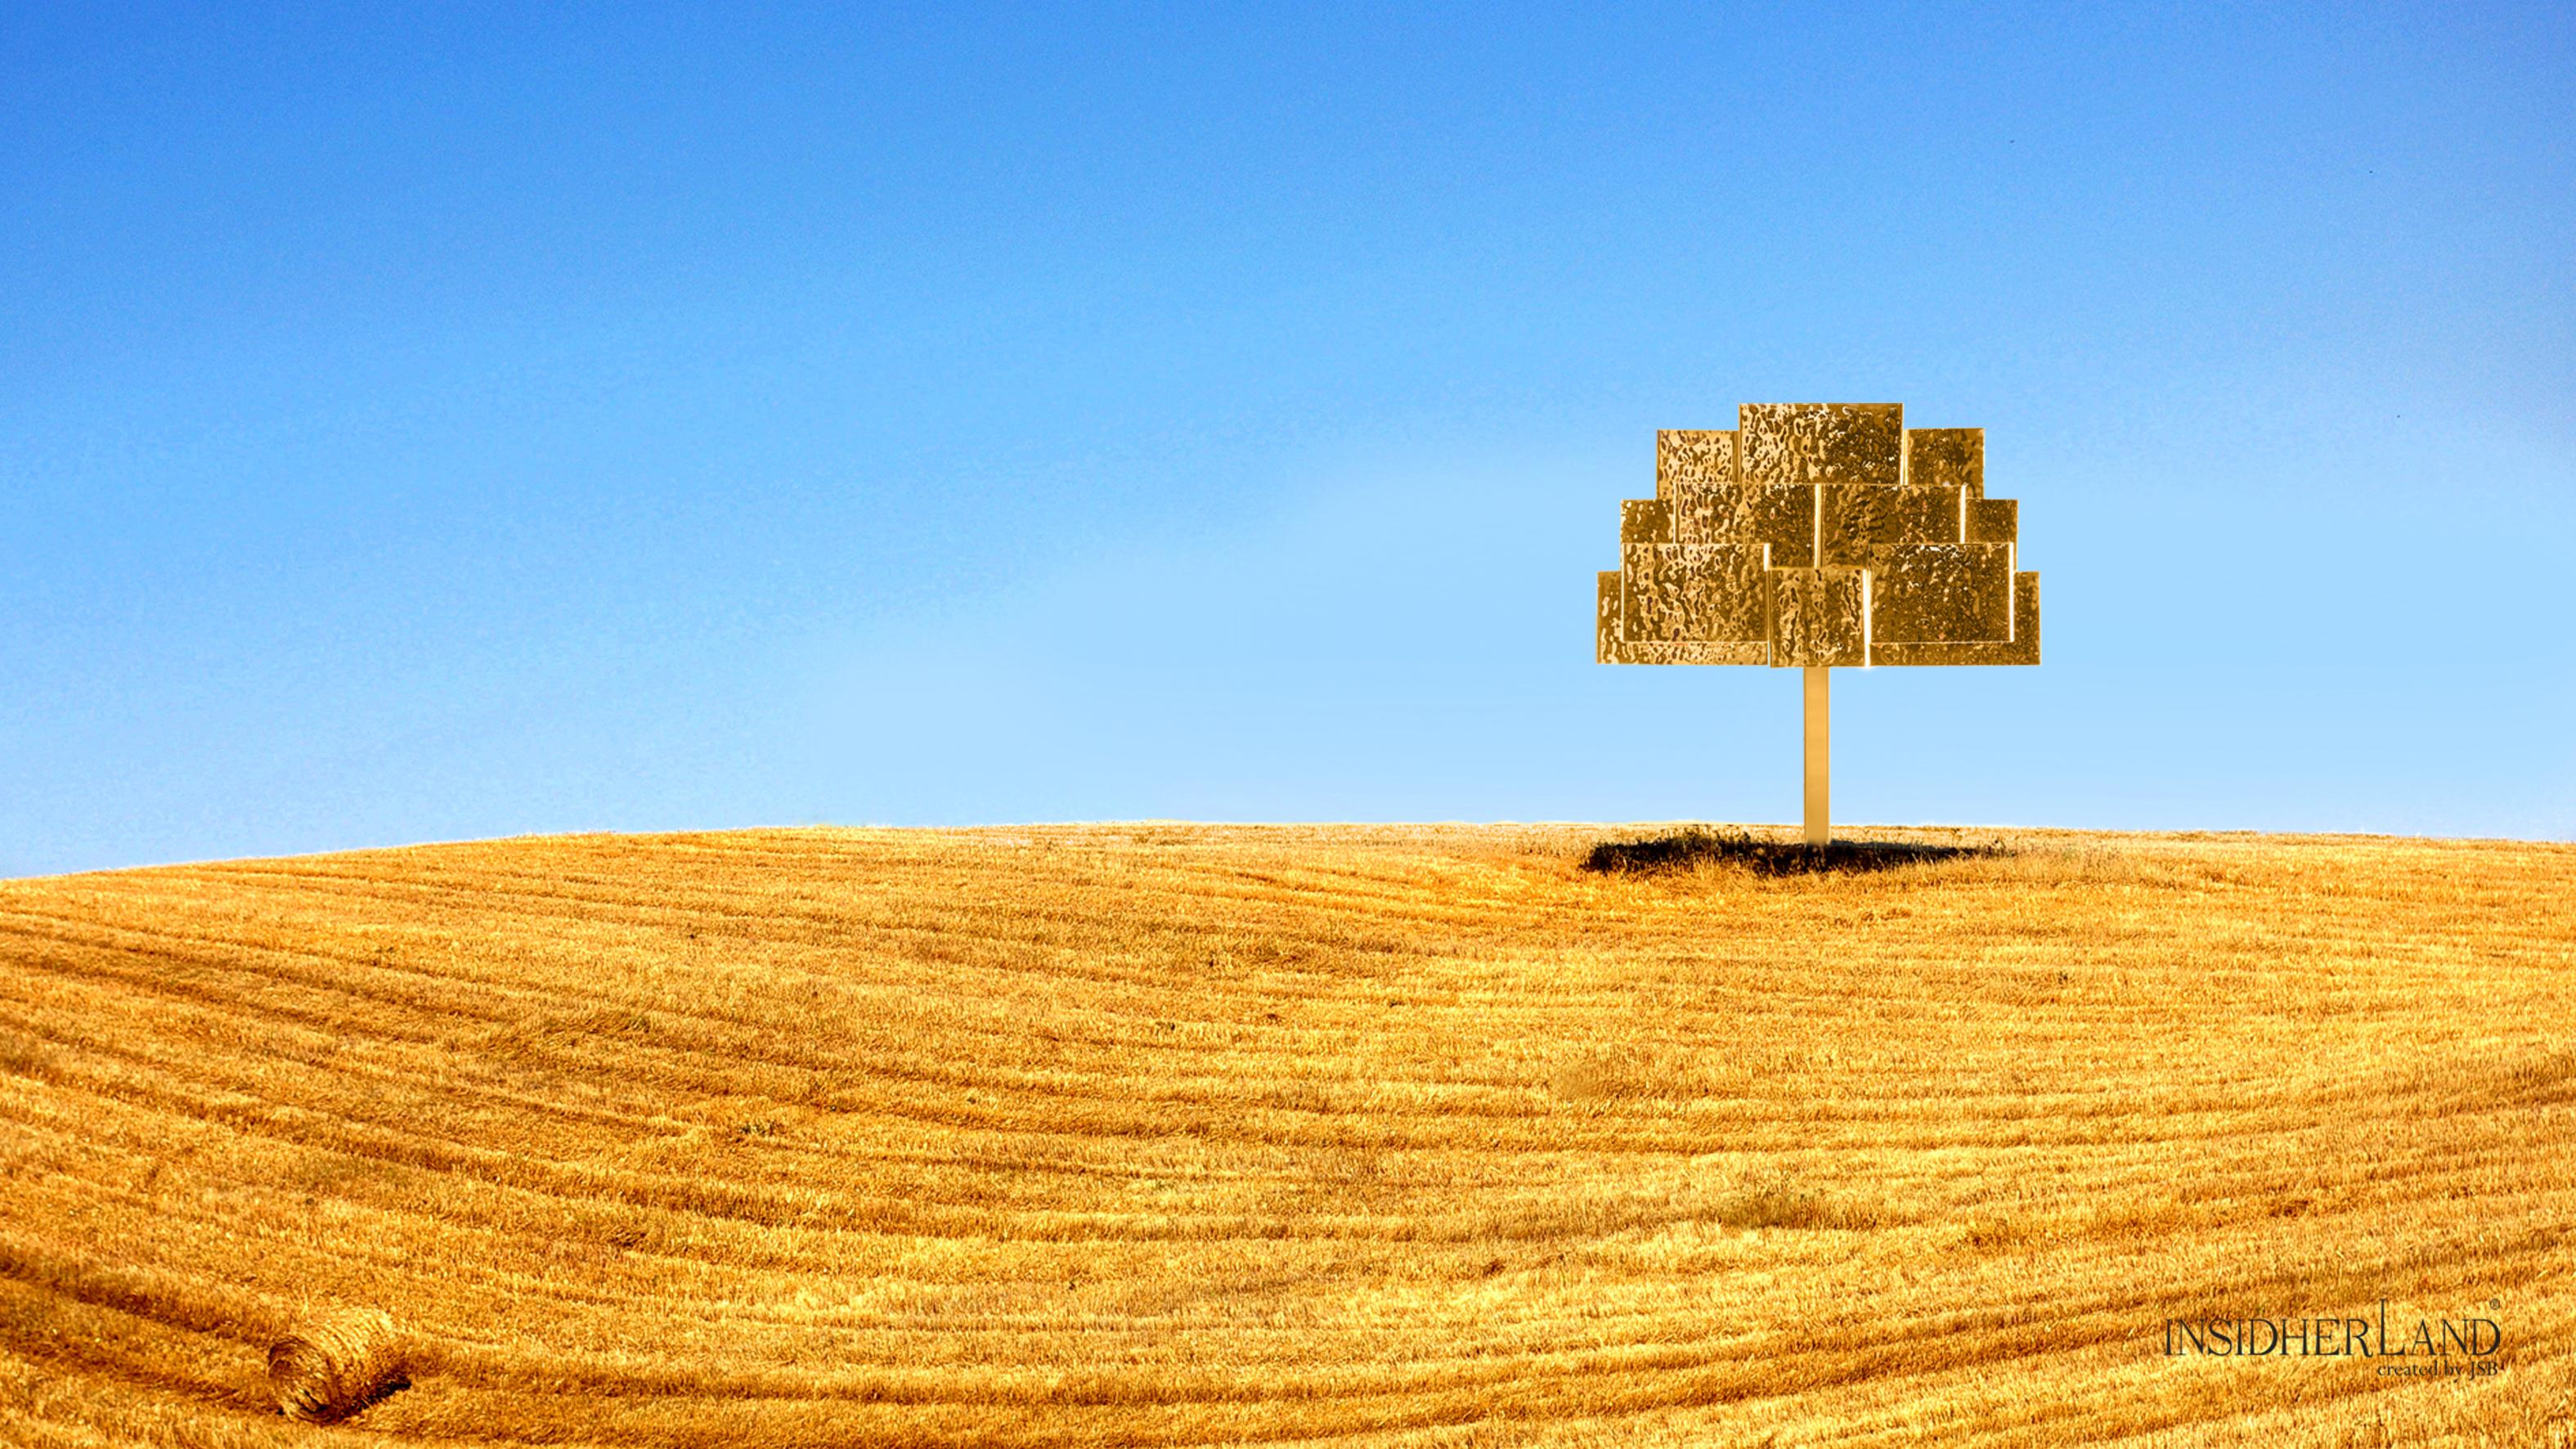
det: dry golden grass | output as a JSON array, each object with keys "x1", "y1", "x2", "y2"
[{"x1": 2, "y1": 823, "x2": 2573, "y2": 1446}]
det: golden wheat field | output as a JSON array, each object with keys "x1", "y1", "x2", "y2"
[{"x1": 2, "y1": 823, "x2": 2573, "y2": 1447}]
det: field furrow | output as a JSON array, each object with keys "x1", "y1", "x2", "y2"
[{"x1": 2, "y1": 824, "x2": 2570, "y2": 1444}]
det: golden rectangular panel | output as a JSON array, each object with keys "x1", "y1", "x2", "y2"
[
  {"x1": 1623, "y1": 544, "x2": 1767, "y2": 643},
  {"x1": 1739, "y1": 403, "x2": 1903, "y2": 487},
  {"x1": 1895, "y1": 487, "x2": 1966, "y2": 543},
  {"x1": 1621, "y1": 498, "x2": 1672, "y2": 546},
  {"x1": 1750, "y1": 483, "x2": 1816, "y2": 568},
  {"x1": 1656, "y1": 429, "x2": 1737, "y2": 496},
  {"x1": 1596, "y1": 571, "x2": 1622, "y2": 663},
  {"x1": 1769, "y1": 567, "x2": 1868, "y2": 667},
  {"x1": 1867, "y1": 543, "x2": 2013, "y2": 644},
  {"x1": 1681, "y1": 545, "x2": 1768, "y2": 641},
  {"x1": 1618, "y1": 532, "x2": 1653, "y2": 581},
  {"x1": 1870, "y1": 572, "x2": 2039, "y2": 665},
  {"x1": 1671, "y1": 482, "x2": 1757, "y2": 545},
  {"x1": 1819, "y1": 486, "x2": 1877, "y2": 564},
  {"x1": 1810, "y1": 567, "x2": 1869, "y2": 666},
  {"x1": 1904, "y1": 428, "x2": 1984, "y2": 492},
  {"x1": 1622, "y1": 544, "x2": 1685, "y2": 641},
  {"x1": 1968, "y1": 496, "x2": 2017, "y2": 544},
  {"x1": 1819, "y1": 484, "x2": 1963, "y2": 563}
]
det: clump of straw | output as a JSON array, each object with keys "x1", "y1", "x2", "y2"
[{"x1": 267, "y1": 1307, "x2": 406, "y2": 1423}]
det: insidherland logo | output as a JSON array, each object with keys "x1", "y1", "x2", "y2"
[{"x1": 2164, "y1": 1299, "x2": 2506, "y2": 1379}]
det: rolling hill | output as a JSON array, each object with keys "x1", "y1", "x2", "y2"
[{"x1": 2, "y1": 823, "x2": 2571, "y2": 1445}]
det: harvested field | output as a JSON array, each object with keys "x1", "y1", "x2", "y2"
[{"x1": 2, "y1": 823, "x2": 2572, "y2": 1445}]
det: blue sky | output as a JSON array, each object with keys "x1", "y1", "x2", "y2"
[{"x1": 2, "y1": 2, "x2": 2569, "y2": 875}]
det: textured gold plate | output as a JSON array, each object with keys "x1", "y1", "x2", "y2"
[
  {"x1": 1902, "y1": 427, "x2": 1984, "y2": 492},
  {"x1": 1655, "y1": 429, "x2": 1737, "y2": 493},
  {"x1": 1769, "y1": 567, "x2": 1869, "y2": 668},
  {"x1": 1867, "y1": 544, "x2": 2014, "y2": 644},
  {"x1": 1740, "y1": 403, "x2": 1903, "y2": 487}
]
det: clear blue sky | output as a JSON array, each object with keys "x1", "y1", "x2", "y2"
[{"x1": 3, "y1": 2, "x2": 2569, "y2": 875}]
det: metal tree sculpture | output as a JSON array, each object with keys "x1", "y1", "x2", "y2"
[{"x1": 1596, "y1": 403, "x2": 2040, "y2": 844}]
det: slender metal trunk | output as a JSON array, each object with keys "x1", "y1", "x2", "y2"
[{"x1": 1803, "y1": 667, "x2": 1829, "y2": 846}]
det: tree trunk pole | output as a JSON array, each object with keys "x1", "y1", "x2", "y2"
[{"x1": 1803, "y1": 666, "x2": 1829, "y2": 846}]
